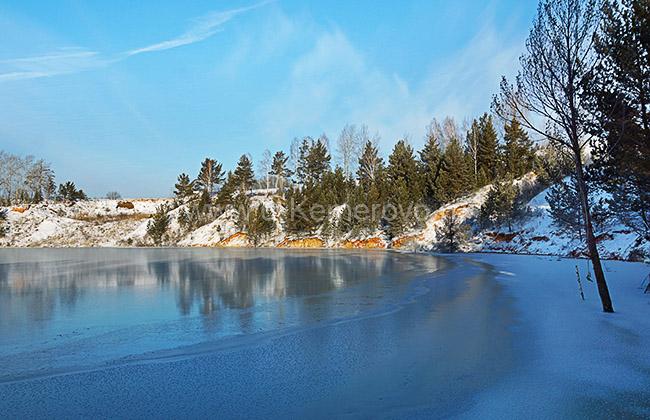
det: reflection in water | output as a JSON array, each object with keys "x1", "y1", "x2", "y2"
[
  {"x1": 0, "y1": 249, "x2": 441, "y2": 344},
  {"x1": 0, "y1": 249, "x2": 429, "y2": 319},
  {"x1": 0, "y1": 249, "x2": 446, "y2": 383}
]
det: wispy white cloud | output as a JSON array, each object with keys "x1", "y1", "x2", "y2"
[
  {"x1": 257, "y1": 21, "x2": 524, "y2": 153},
  {"x1": 0, "y1": 48, "x2": 107, "y2": 82},
  {"x1": 124, "y1": 1, "x2": 271, "y2": 57},
  {"x1": 0, "y1": 1, "x2": 271, "y2": 82}
]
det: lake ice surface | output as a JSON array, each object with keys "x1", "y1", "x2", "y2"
[{"x1": 0, "y1": 249, "x2": 648, "y2": 418}]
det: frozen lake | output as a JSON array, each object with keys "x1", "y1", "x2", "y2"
[{"x1": 0, "y1": 249, "x2": 648, "y2": 418}]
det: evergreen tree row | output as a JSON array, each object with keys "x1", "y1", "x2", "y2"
[{"x1": 168, "y1": 113, "x2": 540, "y2": 245}]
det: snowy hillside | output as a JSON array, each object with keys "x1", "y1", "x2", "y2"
[
  {"x1": 476, "y1": 190, "x2": 646, "y2": 260},
  {"x1": 411, "y1": 174, "x2": 649, "y2": 261},
  {"x1": 1, "y1": 179, "x2": 648, "y2": 261},
  {"x1": 1, "y1": 199, "x2": 170, "y2": 247}
]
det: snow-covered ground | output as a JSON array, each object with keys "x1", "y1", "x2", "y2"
[
  {"x1": 1, "y1": 175, "x2": 648, "y2": 262},
  {"x1": 476, "y1": 188, "x2": 645, "y2": 260},
  {"x1": 458, "y1": 253, "x2": 650, "y2": 418},
  {"x1": 1, "y1": 199, "x2": 169, "y2": 247}
]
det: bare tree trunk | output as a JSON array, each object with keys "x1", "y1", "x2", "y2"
[{"x1": 573, "y1": 153, "x2": 614, "y2": 312}]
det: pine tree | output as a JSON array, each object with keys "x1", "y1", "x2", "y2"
[
  {"x1": 435, "y1": 210, "x2": 469, "y2": 252},
  {"x1": 283, "y1": 186, "x2": 301, "y2": 234},
  {"x1": 546, "y1": 177, "x2": 585, "y2": 239},
  {"x1": 233, "y1": 189, "x2": 251, "y2": 231},
  {"x1": 364, "y1": 181, "x2": 384, "y2": 232},
  {"x1": 385, "y1": 140, "x2": 424, "y2": 236},
  {"x1": 320, "y1": 214, "x2": 336, "y2": 242},
  {"x1": 585, "y1": 0, "x2": 650, "y2": 240},
  {"x1": 270, "y1": 151, "x2": 292, "y2": 193},
  {"x1": 546, "y1": 175, "x2": 608, "y2": 240},
  {"x1": 318, "y1": 167, "x2": 352, "y2": 207},
  {"x1": 174, "y1": 173, "x2": 194, "y2": 200},
  {"x1": 419, "y1": 132, "x2": 443, "y2": 209},
  {"x1": 0, "y1": 209, "x2": 7, "y2": 237},
  {"x1": 58, "y1": 181, "x2": 87, "y2": 203},
  {"x1": 295, "y1": 137, "x2": 314, "y2": 184},
  {"x1": 305, "y1": 139, "x2": 331, "y2": 184},
  {"x1": 177, "y1": 207, "x2": 190, "y2": 232},
  {"x1": 476, "y1": 113, "x2": 499, "y2": 184},
  {"x1": 479, "y1": 176, "x2": 522, "y2": 232},
  {"x1": 284, "y1": 185, "x2": 319, "y2": 234},
  {"x1": 536, "y1": 143, "x2": 574, "y2": 186},
  {"x1": 337, "y1": 184, "x2": 368, "y2": 236},
  {"x1": 437, "y1": 136, "x2": 472, "y2": 203},
  {"x1": 147, "y1": 205, "x2": 170, "y2": 246},
  {"x1": 215, "y1": 171, "x2": 235, "y2": 207},
  {"x1": 386, "y1": 177, "x2": 412, "y2": 237},
  {"x1": 387, "y1": 140, "x2": 422, "y2": 201},
  {"x1": 32, "y1": 189, "x2": 43, "y2": 204},
  {"x1": 336, "y1": 202, "x2": 355, "y2": 238},
  {"x1": 197, "y1": 189, "x2": 211, "y2": 210},
  {"x1": 608, "y1": 179, "x2": 650, "y2": 240},
  {"x1": 502, "y1": 118, "x2": 535, "y2": 177},
  {"x1": 44, "y1": 177, "x2": 57, "y2": 201},
  {"x1": 285, "y1": 138, "x2": 332, "y2": 234},
  {"x1": 232, "y1": 154, "x2": 255, "y2": 192},
  {"x1": 245, "y1": 204, "x2": 275, "y2": 246},
  {"x1": 194, "y1": 158, "x2": 224, "y2": 197},
  {"x1": 356, "y1": 141, "x2": 385, "y2": 232},
  {"x1": 357, "y1": 140, "x2": 384, "y2": 189},
  {"x1": 293, "y1": 137, "x2": 332, "y2": 185}
]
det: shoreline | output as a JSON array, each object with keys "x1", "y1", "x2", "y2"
[{"x1": 1, "y1": 245, "x2": 646, "y2": 264}]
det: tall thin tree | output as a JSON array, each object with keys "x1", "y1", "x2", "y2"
[
  {"x1": 493, "y1": 0, "x2": 614, "y2": 312},
  {"x1": 194, "y1": 158, "x2": 224, "y2": 197}
]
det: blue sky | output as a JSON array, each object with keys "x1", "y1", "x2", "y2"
[{"x1": 0, "y1": 0, "x2": 537, "y2": 197}]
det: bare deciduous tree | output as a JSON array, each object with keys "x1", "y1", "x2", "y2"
[
  {"x1": 337, "y1": 124, "x2": 369, "y2": 177},
  {"x1": 465, "y1": 119, "x2": 480, "y2": 180},
  {"x1": 257, "y1": 149, "x2": 272, "y2": 190},
  {"x1": 0, "y1": 152, "x2": 55, "y2": 205},
  {"x1": 442, "y1": 117, "x2": 460, "y2": 148},
  {"x1": 26, "y1": 159, "x2": 55, "y2": 201},
  {"x1": 493, "y1": 0, "x2": 614, "y2": 312},
  {"x1": 426, "y1": 118, "x2": 445, "y2": 149},
  {"x1": 289, "y1": 137, "x2": 302, "y2": 174}
]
